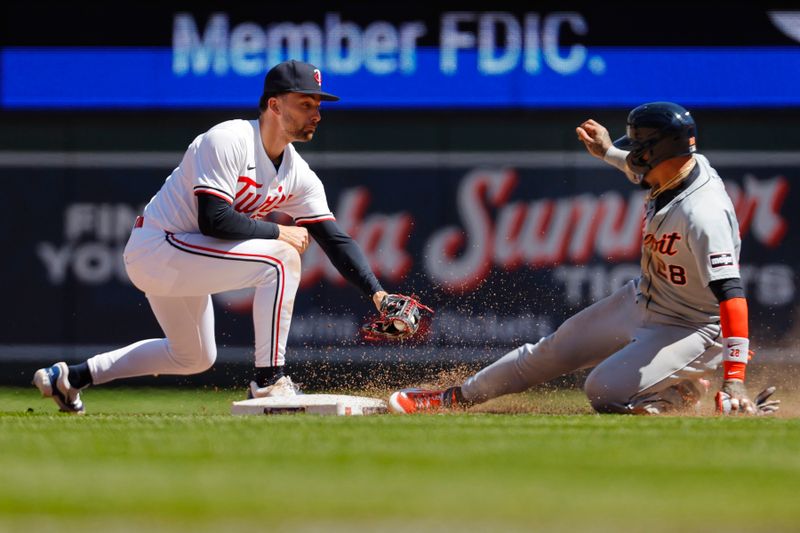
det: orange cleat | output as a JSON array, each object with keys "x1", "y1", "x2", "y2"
[{"x1": 389, "y1": 387, "x2": 462, "y2": 414}]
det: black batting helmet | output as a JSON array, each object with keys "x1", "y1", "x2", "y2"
[{"x1": 613, "y1": 102, "x2": 697, "y2": 176}]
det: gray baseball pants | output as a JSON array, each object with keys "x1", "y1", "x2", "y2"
[{"x1": 461, "y1": 280, "x2": 723, "y2": 413}]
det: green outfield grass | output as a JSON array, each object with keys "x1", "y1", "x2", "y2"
[{"x1": 2, "y1": 386, "x2": 799, "y2": 533}]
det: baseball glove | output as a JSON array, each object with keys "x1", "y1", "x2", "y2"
[{"x1": 361, "y1": 293, "x2": 434, "y2": 342}]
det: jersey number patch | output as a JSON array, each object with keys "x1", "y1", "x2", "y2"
[{"x1": 655, "y1": 257, "x2": 688, "y2": 286}]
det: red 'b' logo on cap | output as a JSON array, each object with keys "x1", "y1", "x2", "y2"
[{"x1": 313, "y1": 69, "x2": 322, "y2": 86}]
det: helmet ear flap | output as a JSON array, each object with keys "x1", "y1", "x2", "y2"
[
  {"x1": 621, "y1": 102, "x2": 697, "y2": 174},
  {"x1": 624, "y1": 134, "x2": 659, "y2": 175}
]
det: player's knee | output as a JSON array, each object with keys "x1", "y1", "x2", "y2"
[
  {"x1": 271, "y1": 242, "x2": 302, "y2": 276},
  {"x1": 195, "y1": 344, "x2": 217, "y2": 372},
  {"x1": 167, "y1": 342, "x2": 217, "y2": 374},
  {"x1": 584, "y1": 368, "x2": 629, "y2": 413},
  {"x1": 583, "y1": 371, "x2": 605, "y2": 407},
  {"x1": 285, "y1": 245, "x2": 301, "y2": 272}
]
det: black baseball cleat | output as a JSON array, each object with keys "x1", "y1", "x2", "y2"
[{"x1": 32, "y1": 362, "x2": 85, "y2": 414}]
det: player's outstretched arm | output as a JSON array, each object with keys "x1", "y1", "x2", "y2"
[
  {"x1": 576, "y1": 119, "x2": 612, "y2": 159},
  {"x1": 577, "y1": 119, "x2": 640, "y2": 183},
  {"x1": 304, "y1": 219, "x2": 384, "y2": 299},
  {"x1": 304, "y1": 220, "x2": 433, "y2": 341}
]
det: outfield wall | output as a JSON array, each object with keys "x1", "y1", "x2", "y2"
[
  {"x1": 0, "y1": 150, "x2": 797, "y2": 385},
  {"x1": 2, "y1": 4, "x2": 799, "y2": 386}
]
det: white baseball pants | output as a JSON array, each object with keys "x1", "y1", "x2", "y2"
[
  {"x1": 461, "y1": 280, "x2": 724, "y2": 413},
  {"x1": 87, "y1": 220, "x2": 301, "y2": 385}
]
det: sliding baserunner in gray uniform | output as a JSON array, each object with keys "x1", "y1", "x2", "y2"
[{"x1": 390, "y1": 102, "x2": 778, "y2": 415}]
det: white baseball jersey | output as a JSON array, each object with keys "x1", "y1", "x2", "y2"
[
  {"x1": 109, "y1": 118, "x2": 335, "y2": 373},
  {"x1": 143, "y1": 119, "x2": 334, "y2": 232},
  {"x1": 637, "y1": 154, "x2": 741, "y2": 325}
]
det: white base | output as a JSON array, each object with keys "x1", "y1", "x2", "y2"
[{"x1": 231, "y1": 394, "x2": 388, "y2": 416}]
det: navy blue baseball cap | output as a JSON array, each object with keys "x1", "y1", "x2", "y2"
[{"x1": 263, "y1": 60, "x2": 339, "y2": 102}]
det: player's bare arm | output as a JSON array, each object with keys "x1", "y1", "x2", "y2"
[
  {"x1": 277, "y1": 225, "x2": 310, "y2": 254},
  {"x1": 576, "y1": 119, "x2": 612, "y2": 159},
  {"x1": 372, "y1": 290, "x2": 388, "y2": 311},
  {"x1": 578, "y1": 118, "x2": 640, "y2": 183}
]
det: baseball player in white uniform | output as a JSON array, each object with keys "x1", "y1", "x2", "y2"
[
  {"x1": 390, "y1": 102, "x2": 778, "y2": 416},
  {"x1": 33, "y1": 60, "x2": 390, "y2": 413}
]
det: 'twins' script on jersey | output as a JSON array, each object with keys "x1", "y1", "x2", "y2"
[{"x1": 234, "y1": 177, "x2": 294, "y2": 218}]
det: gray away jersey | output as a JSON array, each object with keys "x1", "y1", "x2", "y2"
[{"x1": 637, "y1": 154, "x2": 741, "y2": 325}]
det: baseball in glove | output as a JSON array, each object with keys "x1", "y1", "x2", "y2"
[{"x1": 361, "y1": 293, "x2": 434, "y2": 341}]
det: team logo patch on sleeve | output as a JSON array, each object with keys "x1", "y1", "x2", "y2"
[{"x1": 709, "y1": 252, "x2": 735, "y2": 268}]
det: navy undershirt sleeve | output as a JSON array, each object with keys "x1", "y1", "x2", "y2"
[
  {"x1": 305, "y1": 219, "x2": 383, "y2": 297},
  {"x1": 197, "y1": 193, "x2": 279, "y2": 240},
  {"x1": 709, "y1": 277, "x2": 745, "y2": 303}
]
